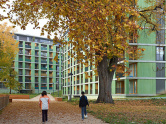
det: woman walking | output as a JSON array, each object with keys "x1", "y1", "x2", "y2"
[{"x1": 39, "y1": 91, "x2": 50, "y2": 123}]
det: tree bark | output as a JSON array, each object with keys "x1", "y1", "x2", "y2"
[{"x1": 96, "y1": 56, "x2": 118, "y2": 103}]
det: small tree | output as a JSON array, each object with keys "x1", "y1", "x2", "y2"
[{"x1": 0, "y1": 22, "x2": 19, "y2": 94}]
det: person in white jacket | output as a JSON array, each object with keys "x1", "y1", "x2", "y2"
[{"x1": 39, "y1": 91, "x2": 50, "y2": 123}]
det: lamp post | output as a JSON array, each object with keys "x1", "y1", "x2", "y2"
[
  {"x1": 57, "y1": 81, "x2": 59, "y2": 97},
  {"x1": 53, "y1": 81, "x2": 54, "y2": 95},
  {"x1": 68, "y1": 73, "x2": 73, "y2": 101}
]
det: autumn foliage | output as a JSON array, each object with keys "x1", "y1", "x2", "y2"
[
  {"x1": 0, "y1": 22, "x2": 19, "y2": 93},
  {"x1": 1, "y1": 0, "x2": 165, "y2": 102}
]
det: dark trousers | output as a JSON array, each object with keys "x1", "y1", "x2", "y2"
[{"x1": 42, "y1": 110, "x2": 48, "y2": 122}]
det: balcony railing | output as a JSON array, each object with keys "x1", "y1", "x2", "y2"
[
  {"x1": 49, "y1": 61, "x2": 53, "y2": 64},
  {"x1": 41, "y1": 87, "x2": 47, "y2": 89},
  {"x1": 25, "y1": 66, "x2": 31, "y2": 68},
  {"x1": 41, "y1": 61, "x2": 47, "y2": 63},
  {"x1": 19, "y1": 44, "x2": 23, "y2": 47},
  {"x1": 25, "y1": 79, "x2": 31, "y2": 82},
  {"x1": 49, "y1": 49, "x2": 53, "y2": 51},
  {"x1": 35, "y1": 59, "x2": 38, "y2": 62},
  {"x1": 19, "y1": 79, "x2": 23, "y2": 82},
  {"x1": 25, "y1": 45, "x2": 31, "y2": 48},
  {"x1": 19, "y1": 65, "x2": 23, "y2": 68},
  {"x1": 41, "y1": 67, "x2": 47, "y2": 70},
  {"x1": 25, "y1": 59, "x2": 31, "y2": 62},
  {"x1": 35, "y1": 47, "x2": 39, "y2": 49},
  {"x1": 49, "y1": 68, "x2": 53, "y2": 70},
  {"x1": 19, "y1": 58, "x2": 23, "y2": 61},
  {"x1": 41, "y1": 74, "x2": 47, "y2": 76},
  {"x1": 41, "y1": 47, "x2": 47, "y2": 50}
]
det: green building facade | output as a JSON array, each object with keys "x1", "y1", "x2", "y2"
[{"x1": 0, "y1": 33, "x2": 63, "y2": 94}]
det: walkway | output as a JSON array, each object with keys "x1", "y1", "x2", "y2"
[{"x1": 0, "y1": 95, "x2": 106, "y2": 124}]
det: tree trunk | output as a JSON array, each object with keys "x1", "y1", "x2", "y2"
[
  {"x1": 96, "y1": 56, "x2": 118, "y2": 103},
  {"x1": 10, "y1": 87, "x2": 11, "y2": 94}
]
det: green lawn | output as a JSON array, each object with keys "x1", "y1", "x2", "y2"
[{"x1": 51, "y1": 91, "x2": 63, "y2": 98}]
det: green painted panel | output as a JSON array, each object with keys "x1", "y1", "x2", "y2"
[
  {"x1": 138, "y1": 46, "x2": 155, "y2": 61},
  {"x1": 137, "y1": 79, "x2": 156, "y2": 94},
  {"x1": 138, "y1": 30, "x2": 156, "y2": 44},
  {"x1": 112, "y1": 80, "x2": 115, "y2": 94},
  {"x1": 137, "y1": 62, "x2": 156, "y2": 77}
]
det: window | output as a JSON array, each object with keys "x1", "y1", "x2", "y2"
[
  {"x1": 129, "y1": 63, "x2": 137, "y2": 77},
  {"x1": 0, "y1": 83, "x2": 7, "y2": 89},
  {"x1": 116, "y1": 81, "x2": 124, "y2": 94},
  {"x1": 129, "y1": 30, "x2": 137, "y2": 43},
  {"x1": 156, "y1": 47, "x2": 165, "y2": 61},
  {"x1": 129, "y1": 80, "x2": 137, "y2": 94}
]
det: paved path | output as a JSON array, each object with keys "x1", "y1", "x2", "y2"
[
  {"x1": 12, "y1": 94, "x2": 55, "y2": 102},
  {"x1": 0, "y1": 95, "x2": 106, "y2": 124}
]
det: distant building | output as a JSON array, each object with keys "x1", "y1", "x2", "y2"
[{"x1": 0, "y1": 33, "x2": 63, "y2": 94}]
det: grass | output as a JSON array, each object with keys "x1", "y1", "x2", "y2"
[
  {"x1": 66, "y1": 98, "x2": 166, "y2": 123},
  {"x1": 51, "y1": 91, "x2": 63, "y2": 98}
]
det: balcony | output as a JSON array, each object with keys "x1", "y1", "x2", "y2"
[
  {"x1": 85, "y1": 79, "x2": 88, "y2": 83},
  {"x1": 25, "y1": 66, "x2": 31, "y2": 69},
  {"x1": 49, "y1": 49, "x2": 53, "y2": 51},
  {"x1": 49, "y1": 74, "x2": 53, "y2": 77},
  {"x1": 19, "y1": 44, "x2": 23, "y2": 47},
  {"x1": 49, "y1": 68, "x2": 53, "y2": 70},
  {"x1": 25, "y1": 59, "x2": 31, "y2": 62},
  {"x1": 77, "y1": 80, "x2": 79, "y2": 84},
  {"x1": 85, "y1": 67, "x2": 88, "y2": 71},
  {"x1": 35, "y1": 80, "x2": 38, "y2": 82},
  {"x1": 19, "y1": 65, "x2": 23, "y2": 68},
  {"x1": 77, "y1": 70, "x2": 79, "y2": 74},
  {"x1": 41, "y1": 47, "x2": 47, "y2": 51},
  {"x1": 19, "y1": 51, "x2": 23, "y2": 54},
  {"x1": 41, "y1": 73, "x2": 47, "y2": 76},
  {"x1": 85, "y1": 90, "x2": 88, "y2": 94},
  {"x1": 19, "y1": 58, "x2": 23, "y2": 61},
  {"x1": 35, "y1": 73, "x2": 38, "y2": 76},
  {"x1": 35, "y1": 47, "x2": 39, "y2": 49},
  {"x1": 19, "y1": 73, "x2": 23, "y2": 75},
  {"x1": 49, "y1": 61, "x2": 53, "y2": 64},
  {"x1": 41, "y1": 67, "x2": 47, "y2": 70},
  {"x1": 19, "y1": 79, "x2": 23, "y2": 82},
  {"x1": 41, "y1": 86, "x2": 47, "y2": 89},
  {"x1": 41, "y1": 60, "x2": 47, "y2": 63},
  {"x1": 25, "y1": 45, "x2": 31, "y2": 48},
  {"x1": 35, "y1": 59, "x2": 38, "y2": 62},
  {"x1": 49, "y1": 87, "x2": 52, "y2": 90},
  {"x1": 35, "y1": 86, "x2": 39, "y2": 89},
  {"x1": 25, "y1": 79, "x2": 31, "y2": 82},
  {"x1": 41, "y1": 81, "x2": 47, "y2": 83}
]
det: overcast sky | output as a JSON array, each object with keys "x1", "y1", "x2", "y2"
[{"x1": 0, "y1": 1, "x2": 53, "y2": 39}]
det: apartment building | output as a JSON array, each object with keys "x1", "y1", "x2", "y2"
[{"x1": 0, "y1": 33, "x2": 62, "y2": 93}]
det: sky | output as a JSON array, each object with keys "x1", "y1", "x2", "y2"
[{"x1": 0, "y1": 0, "x2": 53, "y2": 39}]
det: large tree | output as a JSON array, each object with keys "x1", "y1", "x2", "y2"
[
  {"x1": 0, "y1": 22, "x2": 19, "y2": 94},
  {"x1": 3, "y1": 0, "x2": 165, "y2": 102}
]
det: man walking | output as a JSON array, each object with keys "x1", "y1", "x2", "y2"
[{"x1": 79, "y1": 91, "x2": 89, "y2": 121}]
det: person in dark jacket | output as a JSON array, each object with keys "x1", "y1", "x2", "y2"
[{"x1": 79, "y1": 91, "x2": 89, "y2": 120}]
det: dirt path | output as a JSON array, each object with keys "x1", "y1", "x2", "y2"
[{"x1": 0, "y1": 95, "x2": 106, "y2": 124}]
